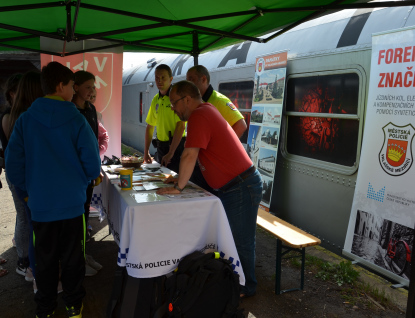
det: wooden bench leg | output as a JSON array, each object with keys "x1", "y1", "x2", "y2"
[
  {"x1": 300, "y1": 246, "x2": 305, "y2": 290},
  {"x1": 275, "y1": 239, "x2": 282, "y2": 294},
  {"x1": 274, "y1": 238, "x2": 306, "y2": 295}
]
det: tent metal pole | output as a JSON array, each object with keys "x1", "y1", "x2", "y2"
[
  {"x1": 200, "y1": 12, "x2": 262, "y2": 53},
  {"x1": 98, "y1": 37, "x2": 190, "y2": 54},
  {"x1": 64, "y1": 43, "x2": 123, "y2": 56},
  {"x1": 0, "y1": 42, "x2": 60, "y2": 56},
  {"x1": 0, "y1": 23, "x2": 63, "y2": 40},
  {"x1": 192, "y1": 31, "x2": 199, "y2": 66},
  {"x1": 71, "y1": 0, "x2": 82, "y2": 41},
  {"x1": 0, "y1": 2, "x2": 62, "y2": 13}
]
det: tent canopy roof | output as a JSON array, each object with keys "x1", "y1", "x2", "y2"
[{"x1": 0, "y1": 1, "x2": 414, "y2": 57}]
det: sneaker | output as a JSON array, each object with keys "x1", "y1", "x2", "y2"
[
  {"x1": 85, "y1": 263, "x2": 97, "y2": 276},
  {"x1": 85, "y1": 230, "x2": 91, "y2": 243},
  {"x1": 67, "y1": 304, "x2": 83, "y2": 318},
  {"x1": 25, "y1": 267, "x2": 34, "y2": 282},
  {"x1": 16, "y1": 265, "x2": 27, "y2": 277},
  {"x1": 85, "y1": 254, "x2": 103, "y2": 271}
]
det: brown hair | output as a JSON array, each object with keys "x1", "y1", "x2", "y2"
[
  {"x1": 41, "y1": 61, "x2": 73, "y2": 95},
  {"x1": 188, "y1": 65, "x2": 210, "y2": 84},
  {"x1": 172, "y1": 80, "x2": 201, "y2": 99},
  {"x1": 3, "y1": 73, "x2": 22, "y2": 107},
  {"x1": 8, "y1": 71, "x2": 43, "y2": 138},
  {"x1": 73, "y1": 70, "x2": 95, "y2": 86},
  {"x1": 155, "y1": 64, "x2": 172, "y2": 77}
]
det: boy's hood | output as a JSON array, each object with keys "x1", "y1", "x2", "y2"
[{"x1": 27, "y1": 97, "x2": 80, "y2": 128}]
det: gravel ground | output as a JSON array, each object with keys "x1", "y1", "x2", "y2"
[{"x1": 0, "y1": 171, "x2": 408, "y2": 317}]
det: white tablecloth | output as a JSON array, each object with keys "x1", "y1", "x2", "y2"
[{"x1": 101, "y1": 165, "x2": 245, "y2": 285}]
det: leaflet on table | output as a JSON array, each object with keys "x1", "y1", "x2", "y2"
[
  {"x1": 132, "y1": 173, "x2": 170, "y2": 182},
  {"x1": 142, "y1": 181, "x2": 171, "y2": 191},
  {"x1": 130, "y1": 193, "x2": 170, "y2": 203},
  {"x1": 164, "y1": 187, "x2": 214, "y2": 200}
]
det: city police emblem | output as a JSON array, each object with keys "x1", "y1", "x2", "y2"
[
  {"x1": 226, "y1": 102, "x2": 237, "y2": 111},
  {"x1": 256, "y1": 57, "x2": 265, "y2": 76},
  {"x1": 379, "y1": 122, "x2": 415, "y2": 176}
]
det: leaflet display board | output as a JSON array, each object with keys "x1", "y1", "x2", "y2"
[
  {"x1": 247, "y1": 51, "x2": 287, "y2": 209},
  {"x1": 343, "y1": 27, "x2": 415, "y2": 285}
]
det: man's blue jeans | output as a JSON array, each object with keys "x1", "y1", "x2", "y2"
[{"x1": 215, "y1": 169, "x2": 262, "y2": 296}]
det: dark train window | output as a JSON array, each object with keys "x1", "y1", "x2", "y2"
[
  {"x1": 218, "y1": 81, "x2": 254, "y2": 144},
  {"x1": 286, "y1": 74, "x2": 359, "y2": 114},
  {"x1": 286, "y1": 73, "x2": 360, "y2": 167},
  {"x1": 218, "y1": 81, "x2": 254, "y2": 111}
]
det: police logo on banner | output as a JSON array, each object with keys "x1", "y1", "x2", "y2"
[
  {"x1": 379, "y1": 122, "x2": 415, "y2": 176},
  {"x1": 256, "y1": 57, "x2": 265, "y2": 76}
]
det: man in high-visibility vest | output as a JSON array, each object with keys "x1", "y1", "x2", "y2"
[
  {"x1": 186, "y1": 65, "x2": 247, "y2": 138},
  {"x1": 144, "y1": 64, "x2": 186, "y2": 173}
]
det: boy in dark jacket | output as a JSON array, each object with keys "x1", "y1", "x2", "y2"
[{"x1": 5, "y1": 61, "x2": 101, "y2": 318}]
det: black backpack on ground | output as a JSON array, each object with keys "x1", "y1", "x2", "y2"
[{"x1": 154, "y1": 251, "x2": 244, "y2": 318}]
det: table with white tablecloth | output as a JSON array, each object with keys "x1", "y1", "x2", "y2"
[{"x1": 101, "y1": 164, "x2": 245, "y2": 285}]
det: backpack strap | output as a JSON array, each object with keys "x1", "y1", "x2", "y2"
[
  {"x1": 222, "y1": 266, "x2": 243, "y2": 318},
  {"x1": 174, "y1": 269, "x2": 210, "y2": 315}
]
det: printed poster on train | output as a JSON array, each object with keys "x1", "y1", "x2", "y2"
[
  {"x1": 344, "y1": 26, "x2": 415, "y2": 283},
  {"x1": 247, "y1": 51, "x2": 287, "y2": 209}
]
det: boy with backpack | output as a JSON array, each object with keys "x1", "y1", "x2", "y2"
[{"x1": 5, "y1": 61, "x2": 101, "y2": 318}]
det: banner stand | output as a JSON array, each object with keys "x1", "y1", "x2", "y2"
[{"x1": 342, "y1": 250, "x2": 409, "y2": 287}]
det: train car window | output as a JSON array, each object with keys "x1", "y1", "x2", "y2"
[
  {"x1": 218, "y1": 81, "x2": 254, "y2": 111},
  {"x1": 218, "y1": 81, "x2": 254, "y2": 144},
  {"x1": 285, "y1": 73, "x2": 360, "y2": 167},
  {"x1": 286, "y1": 74, "x2": 359, "y2": 114},
  {"x1": 139, "y1": 92, "x2": 143, "y2": 123}
]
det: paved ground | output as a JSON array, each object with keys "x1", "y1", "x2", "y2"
[{"x1": 0, "y1": 171, "x2": 409, "y2": 317}]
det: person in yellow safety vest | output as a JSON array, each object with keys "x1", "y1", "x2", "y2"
[
  {"x1": 186, "y1": 65, "x2": 247, "y2": 138},
  {"x1": 144, "y1": 64, "x2": 186, "y2": 173}
]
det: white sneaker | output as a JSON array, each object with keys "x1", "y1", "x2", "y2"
[
  {"x1": 85, "y1": 254, "x2": 103, "y2": 271},
  {"x1": 85, "y1": 263, "x2": 98, "y2": 276},
  {"x1": 16, "y1": 265, "x2": 27, "y2": 277},
  {"x1": 25, "y1": 267, "x2": 34, "y2": 282}
]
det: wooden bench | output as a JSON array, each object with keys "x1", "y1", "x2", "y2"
[{"x1": 257, "y1": 208, "x2": 321, "y2": 294}]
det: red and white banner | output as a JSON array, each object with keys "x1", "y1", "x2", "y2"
[
  {"x1": 41, "y1": 52, "x2": 122, "y2": 158},
  {"x1": 343, "y1": 27, "x2": 415, "y2": 285}
]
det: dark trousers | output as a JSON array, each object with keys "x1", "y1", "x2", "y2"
[
  {"x1": 156, "y1": 138, "x2": 185, "y2": 174},
  {"x1": 14, "y1": 187, "x2": 35, "y2": 277},
  {"x1": 33, "y1": 214, "x2": 86, "y2": 316}
]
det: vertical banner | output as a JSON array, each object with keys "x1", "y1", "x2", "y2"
[
  {"x1": 40, "y1": 52, "x2": 122, "y2": 159},
  {"x1": 247, "y1": 51, "x2": 287, "y2": 209},
  {"x1": 344, "y1": 27, "x2": 415, "y2": 284}
]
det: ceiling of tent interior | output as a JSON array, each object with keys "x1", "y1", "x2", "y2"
[{"x1": 0, "y1": 0, "x2": 414, "y2": 58}]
